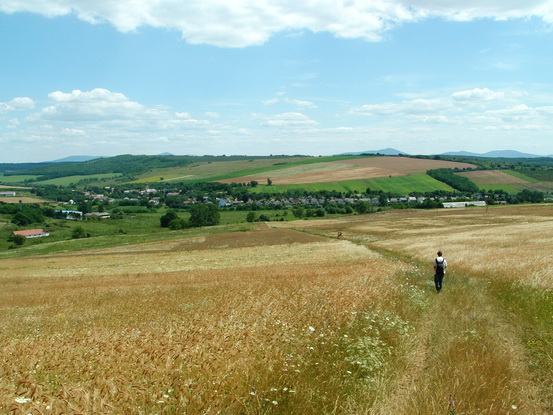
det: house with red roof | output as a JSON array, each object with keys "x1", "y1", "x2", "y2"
[{"x1": 12, "y1": 229, "x2": 50, "y2": 239}]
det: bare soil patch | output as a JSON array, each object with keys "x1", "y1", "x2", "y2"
[{"x1": 0, "y1": 196, "x2": 47, "y2": 204}]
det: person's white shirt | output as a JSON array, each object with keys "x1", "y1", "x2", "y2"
[{"x1": 435, "y1": 256, "x2": 447, "y2": 273}]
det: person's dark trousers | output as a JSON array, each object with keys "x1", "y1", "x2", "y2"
[{"x1": 434, "y1": 273, "x2": 444, "y2": 292}]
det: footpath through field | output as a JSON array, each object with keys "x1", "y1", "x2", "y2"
[
  {"x1": 277, "y1": 206, "x2": 553, "y2": 414},
  {"x1": 369, "y1": 259, "x2": 548, "y2": 415}
]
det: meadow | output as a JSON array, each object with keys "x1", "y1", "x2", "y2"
[
  {"x1": 0, "y1": 210, "x2": 292, "y2": 256},
  {"x1": 249, "y1": 173, "x2": 454, "y2": 195},
  {"x1": 458, "y1": 170, "x2": 553, "y2": 193},
  {"x1": 1, "y1": 205, "x2": 552, "y2": 414}
]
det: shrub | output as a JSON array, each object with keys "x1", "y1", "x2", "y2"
[
  {"x1": 10, "y1": 234, "x2": 26, "y2": 246},
  {"x1": 71, "y1": 226, "x2": 87, "y2": 239}
]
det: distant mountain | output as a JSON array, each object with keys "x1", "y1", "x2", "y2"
[
  {"x1": 339, "y1": 148, "x2": 408, "y2": 156},
  {"x1": 441, "y1": 150, "x2": 544, "y2": 158},
  {"x1": 50, "y1": 155, "x2": 101, "y2": 163}
]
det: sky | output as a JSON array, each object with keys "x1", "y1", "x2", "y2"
[{"x1": 1, "y1": 1, "x2": 553, "y2": 163}]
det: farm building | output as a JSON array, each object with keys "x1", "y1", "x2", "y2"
[
  {"x1": 12, "y1": 229, "x2": 50, "y2": 239},
  {"x1": 0, "y1": 191, "x2": 16, "y2": 197},
  {"x1": 84, "y1": 212, "x2": 111, "y2": 219},
  {"x1": 443, "y1": 201, "x2": 487, "y2": 208}
]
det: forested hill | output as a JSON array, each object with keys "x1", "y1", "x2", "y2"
[{"x1": 1, "y1": 154, "x2": 303, "y2": 180}]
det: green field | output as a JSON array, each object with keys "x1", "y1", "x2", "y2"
[
  {"x1": 0, "y1": 174, "x2": 41, "y2": 184},
  {"x1": 0, "y1": 209, "x2": 296, "y2": 258},
  {"x1": 249, "y1": 173, "x2": 455, "y2": 194},
  {"x1": 516, "y1": 168, "x2": 553, "y2": 182},
  {"x1": 504, "y1": 170, "x2": 540, "y2": 183},
  {"x1": 37, "y1": 173, "x2": 123, "y2": 186}
]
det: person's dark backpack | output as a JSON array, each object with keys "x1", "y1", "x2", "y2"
[{"x1": 435, "y1": 258, "x2": 445, "y2": 276}]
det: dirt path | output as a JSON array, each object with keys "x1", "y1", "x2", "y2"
[{"x1": 372, "y1": 269, "x2": 548, "y2": 415}]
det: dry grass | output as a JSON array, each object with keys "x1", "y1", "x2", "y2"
[
  {"x1": 3, "y1": 205, "x2": 553, "y2": 414},
  {"x1": 278, "y1": 204, "x2": 553, "y2": 414},
  {"x1": 0, "y1": 197, "x2": 47, "y2": 204},
  {"x1": 1, "y1": 227, "x2": 409, "y2": 414}
]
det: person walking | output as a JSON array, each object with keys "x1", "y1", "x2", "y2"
[{"x1": 433, "y1": 251, "x2": 447, "y2": 292}]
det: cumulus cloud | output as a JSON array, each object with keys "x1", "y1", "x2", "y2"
[
  {"x1": 350, "y1": 98, "x2": 452, "y2": 116},
  {"x1": 348, "y1": 86, "x2": 553, "y2": 134},
  {"x1": 262, "y1": 112, "x2": 319, "y2": 128},
  {"x1": 452, "y1": 88, "x2": 506, "y2": 101},
  {"x1": 0, "y1": 97, "x2": 35, "y2": 113},
  {"x1": 284, "y1": 98, "x2": 317, "y2": 109},
  {"x1": 2, "y1": 0, "x2": 553, "y2": 47},
  {"x1": 40, "y1": 89, "x2": 145, "y2": 121}
]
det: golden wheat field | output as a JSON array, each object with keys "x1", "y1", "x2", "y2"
[{"x1": 2, "y1": 206, "x2": 553, "y2": 414}]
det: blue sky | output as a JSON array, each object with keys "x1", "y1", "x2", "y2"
[{"x1": 1, "y1": 1, "x2": 553, "y2": 162}]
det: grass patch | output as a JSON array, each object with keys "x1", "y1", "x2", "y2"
[
  {"x1": 0, "y1": 174, "x2": 41, "y2": 184},
  {"x1": 504, "y1": 170, "x2": 540, "y2": 183},
  {"x1": 492, "y1": 281, "x2": 553, "y2": 410},
  {"x1": 516, "y1": 169, "x2": 553, "y2": 182},
  {"x1": 475, "y1": 183, "x2": 521, "y2": 193}
]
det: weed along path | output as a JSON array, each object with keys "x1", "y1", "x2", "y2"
[{"x1": 372, "y1": 265, "x2": 547, "y2": 414}]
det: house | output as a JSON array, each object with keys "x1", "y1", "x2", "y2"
[
  {"x1": 443, "y1": 201, "x2": 487, "y2": 208},
  {"x1": 55, "y1": 209, "x2": 83, "y2": 220},
  {"x1": 84, "y1": 212, "x2": 111, "y2": 219},
  {"x1": 12, "y1": 229, "x2": 50, "y2": 239}
]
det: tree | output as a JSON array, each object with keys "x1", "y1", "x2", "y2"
[
  {"x1": 169, "y1": 218, "x2": 187, "y2": 230},
  {"x1": 10, "y1": 234, "x2": 26, "y2": 246},
  {"x1": 267, "y1": 178, "x2": 272, "y2": 186},
  {"x1": 12, "y1": 208, "x2": 44, "y2": 226},
  {"x1": 354, "y1": 201, "x2": 371, "y2": 214},
  {"x1": 292, "y1": 207, "x2": 305, "y2": 218},
  {"x1": 246, "y1": 211, "x2": 256, "y2": 223},
  {"x1": 160, "y1": 211, "x2": 179, "y2": 227},
  {"x1": 188, "y1": 204, "x2": 220, "y2": 227}
]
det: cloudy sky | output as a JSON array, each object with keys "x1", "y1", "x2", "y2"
[{"x1": 1, "y1": 1, "x2": 553, "y2": 162}]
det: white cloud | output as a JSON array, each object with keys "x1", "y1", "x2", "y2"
[
  {"x1": 0, "y1": 96, "x2": 35, "y2": 113},
  {"x1": 3, "y1": 88, "x2": 216, "y2": 157},
  {"x1": 350, "y1": 98, "x2": 452, "y2": 116},
  {"x1": 452, "y1": 88, "x2": 506, "y2": 101},
  {"x1": 9, "y1": 97, "x2": 35, "y2": 109},
  {"x1": 262, "y1": 112, "x2": 318, "y2": 128},
  {"x1": 348, "y1": 87, "x2": 553, "y2": 140},
  {"x1": 284, "y1": 98, "x2": 317, "y2": 109},
  {"x1": 3, "y1": 0, "x2": 553, "y2": 47}
]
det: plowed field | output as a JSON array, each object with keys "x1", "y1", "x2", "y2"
[{"x1": 218, "y1": 156, "x2": 476, "y2": 184}]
